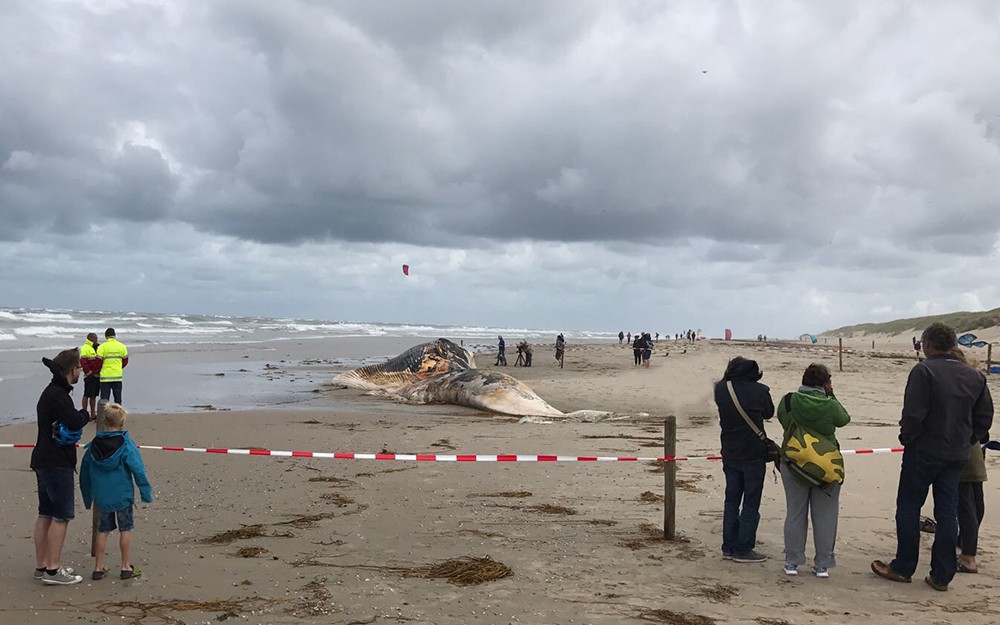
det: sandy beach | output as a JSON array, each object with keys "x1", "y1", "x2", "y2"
[{"x1": 2, "y1": 335, "x2": 1000, "y2": 625}]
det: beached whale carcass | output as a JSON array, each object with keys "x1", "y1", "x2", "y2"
[
  {"x1": 333, "y1": 338, "x2": 475, "y2": 391},
  {"x1": 333, "y1": 338, "x2": 564, "y2": 417}
]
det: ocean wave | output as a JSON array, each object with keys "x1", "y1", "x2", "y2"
[
  {"x1": 13, "y1": 326, "x2": 78, "y2": 338},
  {"x1": 0, "y1": 307, "x2": 615, "y2": 348}
]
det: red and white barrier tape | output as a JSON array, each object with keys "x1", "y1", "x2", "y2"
[{"x1": 0, "y1": 443, "x2": 905, "y2": 462}]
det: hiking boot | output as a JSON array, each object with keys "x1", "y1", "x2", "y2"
[
  {"x1": 41, "y1": 567, "x2": 83, "y2": 585},
  {"x1": 732, "y1": 550, "x2": 768, "y2": 563}
]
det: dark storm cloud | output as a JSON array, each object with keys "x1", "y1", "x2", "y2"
[{"x1": 2, "y1": 0, "x2": 1000, "y2": 263}]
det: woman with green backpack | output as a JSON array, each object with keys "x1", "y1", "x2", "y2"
[{"x1": 777, "y1": 363, "x2": 851, "y2": 578}]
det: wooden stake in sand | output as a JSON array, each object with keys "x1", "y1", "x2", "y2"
[
  {"x1": 90, "y1": 399, "x2": 108, "y2": 557},
  {"x1": 988, "y1": 344, "x2": 993, "y2": 375},
  {"x1": 663, "y1": 416, "x2": 676, "y2": 540},
  {"x1": 839, "y1": 338, "x2": 843, "y2": 372}
]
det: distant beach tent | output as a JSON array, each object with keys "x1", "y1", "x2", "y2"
[
  {"x1": 959, "y1": 333, "x2": 989, "y2": 348},
  {"x1": 402, "y1": 264, "x2": 410, "y2": 276},
  {"x1": 798, "y1": 334, "x2": 818, "y2": 344},
  {"x1": 725, "y1": 329, "x2": 732, "y2": 341}
]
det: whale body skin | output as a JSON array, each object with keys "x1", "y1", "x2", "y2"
[
  {"x1": 333, "y1": 338, "x2": 474, "y2": 391},
  {"x1": 397, "y1": 369, "x2": 564, "y2": 417}
]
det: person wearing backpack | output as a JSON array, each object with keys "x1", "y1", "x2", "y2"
[
  {"x1": 30, "y1": 348, "x2": 93, "y2": 586},
  {"x1": 776, "y1": 363, "x2": 851, "y2": 578}
]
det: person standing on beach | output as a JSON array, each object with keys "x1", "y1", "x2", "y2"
[
  {"x1": 31, "y1": 348, "x2": 91, "y2": 585},
  {"x1": 777, "y1": 363, "x2": 850, "y2": 578},
  {"x1": 495, "y1": 336, "x2": 506, "y2": 366},
  {"x1": 641, "y1": 333, "x2": 653, "y2": 368},
  {"x1": 520, "y1": 340, "x2": 533, "y2": 367},
  {"x1": 872, "y1": 322, "x2": 993, "y2": 591},
  {"x1": 618, "y1": 331, "x2": 624, "y2": 345},
  {"x1": 951, "y1": 347, "x2": 989, "y2": 574},
  {"x1": 632, "y1": 334, "x2": 643, "y2": 366},
  {"x1": 79, "y1": 333, "x2": 101, "y2": 420},
  {"x1": 80, "y1": 403, "x2": 152, "y2": 581},
  {"x1": 96, "y1": 328, "x2": 128, "y2": 404},
  {"x1": 714, "y1": 356, "x2": 774, "y2": 563}
]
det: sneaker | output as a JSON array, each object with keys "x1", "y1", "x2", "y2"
[
  {"x1": 732, "y1": 550, "x2": 768, "y2": 563},
  {"x1": 34, "y1": 566, "x2": 74, "y2": 580},
  {"x1": 41, "y1": 567, "x2": 83, "y2": 585},
  {"x1": 784, "y1": 564, "x2": 798, "y2": 576},
  {"x1": 814, "y1": 567, "x2": 830, "y2": 578},
  {"x1": 722, "y1": 552, "x2": 733, "y2": 560}
]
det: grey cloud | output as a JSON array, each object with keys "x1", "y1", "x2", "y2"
[{"x1": 2, "y1": 0, "x2": 1000, "y2": 336}]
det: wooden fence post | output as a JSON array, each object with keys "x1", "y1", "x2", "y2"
[
  {"x1": 988, "y1": 344, "x2": 993, "y2": 375},
  {"x1": 663, "y1": 416, "x2": 677, "y2": 540},
  {"x1": 839, "y1": 338, "x2": 843, "y2": 372},
  {"x1": 90, "y1": 399, "x2": 107, "y2": 557}
]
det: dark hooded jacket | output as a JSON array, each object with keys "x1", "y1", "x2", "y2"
[
  {"x1": 30, "y1": 359, "x2": 91, "y2": 470},
  {"x1": 714, "y1": 358, "x2": 775, "y2": 462}
]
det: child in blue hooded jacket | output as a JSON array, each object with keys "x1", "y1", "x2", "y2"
[{"x1": 80, "y1": 403, "x2": 152, "y2": 581}]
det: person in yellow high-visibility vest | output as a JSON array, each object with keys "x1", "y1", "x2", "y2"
[
  {"x1": 79, "y1": 333, "x2": 101, "y2": 420},
  {"x1": 95, "y1": 328, "x2": 128, "y2": 405}
]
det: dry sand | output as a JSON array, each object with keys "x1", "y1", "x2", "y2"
[{"x1": 2, "y1": 337, "x2": 1000, "y2": 624}]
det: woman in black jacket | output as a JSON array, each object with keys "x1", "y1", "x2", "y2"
[{"x1": 714, "y1": 356, "x2": 775, "y2": 564}]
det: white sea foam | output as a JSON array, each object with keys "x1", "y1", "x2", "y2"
[
  {"x1": 0, "y1": 306, "x2": 615, "y2": 352},
  {"x1": 13, "y1": 326, "x2": 78, "y2": 338}
]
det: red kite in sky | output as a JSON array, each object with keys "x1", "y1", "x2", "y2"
[{"x1": 402, "y1": 264, "x2": 409, "y2": 276}]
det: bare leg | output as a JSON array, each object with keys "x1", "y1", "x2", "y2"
[
  {"x1": 44, "y1": 520, "x2": 70, "y2": 569},
  {"x1": 34, "y1": 517, "x2": 53, "y2": 568},
  {"x1": 94, "y1": 531, "x2": 109, "y2": 572},
  {"x1": 120, "y1": 531, "x2": 132, "y2": 572}
]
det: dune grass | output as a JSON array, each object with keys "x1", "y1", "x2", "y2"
[{"x1": 824, "y1": 306, "x2": 1000, "y2": 337}]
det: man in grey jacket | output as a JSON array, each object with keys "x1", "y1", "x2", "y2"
[{"x1": 872, "y1": 322, "x2": 993, "y2": 591}]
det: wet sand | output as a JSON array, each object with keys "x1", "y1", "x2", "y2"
[{"x1": 1, "y1": 336, "x2": 999, "y2": 624}]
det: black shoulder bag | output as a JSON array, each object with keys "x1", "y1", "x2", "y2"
[{"x1": 726, "y1": 381, "x2": 781, "y2": 468}]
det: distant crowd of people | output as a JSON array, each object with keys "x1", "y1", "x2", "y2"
[
  {"x1": 716, "y1": 322, "x2": 993, "y2": 590},
  {"x1": 494, "y1": 334, "x2": 564, "y2": 367}
]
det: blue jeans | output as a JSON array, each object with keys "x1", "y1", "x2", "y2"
[
  {"x1": 722, "y1": 459, "x2": 766, "y2": 555},
  {"x1": 890, "y1": 449, "x2": 966, "y2": 585}
]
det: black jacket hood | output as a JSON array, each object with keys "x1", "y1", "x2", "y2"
[
  {"x1": 41, "y1": 357, "x2": 72, "y2": 389},
  {"x1": 723, "y1": 357, "x2": 764, "y2": 382}
]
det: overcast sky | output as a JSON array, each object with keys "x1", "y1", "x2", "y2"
[{"x1": 2, "y1": 0, "x2": 999, "y2": 337}]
